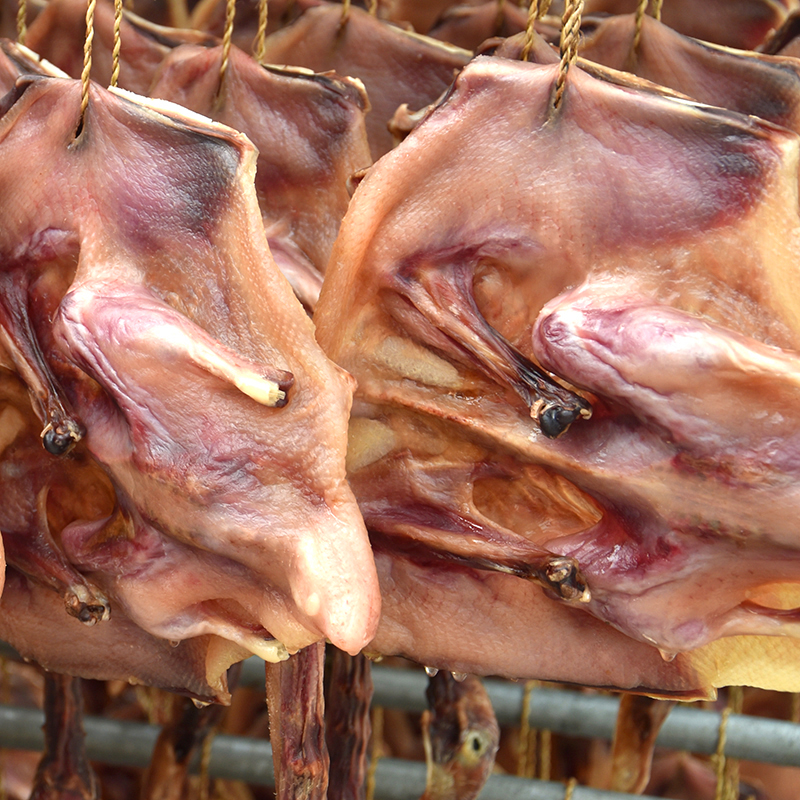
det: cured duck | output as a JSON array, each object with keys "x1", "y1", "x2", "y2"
[
  {"x1": 584, "y1": 0, "x2": 795, "y2": 50},
  {"x1": 258, "y1": 4, "x2": 470, "y2": 158},
  {"x1": 420, "y1": 671, "x2": 499, "y2": 800},
  {"x1": 150, "y1": 42, "x2": 371, "y2": 311},
  {"x1": 315, "y1": 54, "x2": 800, "y2": 696},
  {"x1": 0, "y1": 73, "x2": 378, "y2": 695}
]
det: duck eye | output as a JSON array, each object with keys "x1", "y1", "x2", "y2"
[{"x1": 463, "y1": 731, "x2": 485, "y2": 757}]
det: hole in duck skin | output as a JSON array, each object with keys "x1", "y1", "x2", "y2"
[{"x1": 471, "y1": 469, "x2": 602, "y2": 546}]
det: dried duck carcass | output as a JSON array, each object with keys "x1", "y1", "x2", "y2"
[
  {"x1": 149, "y1": 42, "x2": 372, "y2": 312},
  {"x1": 584, "y1": 0, "x2": 796, "y2": 51},
  {"x1": 420, "y1": 670, "x2": 499, "y2": 800},
  {"x1": 572, "y1": 12, "x2": 800, "y2": 132},
  {"x1": 258, "y1": 3, "x2": 471, "y2": 159},
  {"x1": 25, "y1": 2, "x2": 374, "y2": 312},
  {"x1": 428, "y1": 1, "x2": 529, "y2": 52},
  {"x1": 25, "y1": 0, "x2": 216, "y2": 95},
  {"x1": 0, "y1": 71, "x2": 379, "y2": 700},
  {"x1": 315, "y1": 53, "x2": 800, "y2": 697}
]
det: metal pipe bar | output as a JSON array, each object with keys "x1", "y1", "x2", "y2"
[
  {"x1": 4, "y1": 643, "x2": 800, "y2": 769},
  {"x1": 0, "y1": 703, "x2": 672, "y2": 800},
  {"x1": 0, "y1": 704, "x2": 274, "y2": 779},
  {"x1": 163, "y1": 657, "x2": 800, "y2": 767},
  {"x1": 369, "y1": 665, "x2": 800, "y2": 767},
  {"x1": 372, "y1": 760, "x2": 666, "y2": 800}
]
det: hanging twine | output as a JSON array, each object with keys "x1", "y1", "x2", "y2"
[
  {"x1": 0, "y1": 658, "x2": 8, "y2": 800},
  {"x1": 713, "y1": 707, "x2": 731, "y2": 800},
  {"x1": 652, "y1": 0, "x2": 663, "y2": 21},
  {"x1": 553, "y1": 0, "x2": 584, "y2": 109},
  {"x1": 517, "y1": 680, "x2": 537, "y2": 777},
  {"x1": 198, "y1": 729, "x2": 216, "y2": 800},
  {"x1": 714, "y1": 687, "x2": 744, "y2": 800},
  {"x1": 632, "y1": 0, "x2": 664, "y2": 59},
  {"x1": 366, "y1": 0, "x2": 377, "y2": 15},
  {"x1": 521, "y1": 1, "x2": 539, "y2": 62},
  {"x1": 365, "y1": 705, "x2": 384, "y2": 800},
  {"x1": 109, "y1": 0, "x2": 123, "y2": 87},
  {"x1": 631, "y1": 0, "x2": 649, "y2": 55},
  {"x1": 341, "y1": 0, "x2": 351, "y2": 24},
  {"x1": 16, "y1": 0, "x2": 26, "y2": 44},
  {"x1": 495, "y1": 0, "x2": 506, "y2": 35},
  {"x1": 254, "y1": 0, "x2": 268, "y2": 63},
  {"x1": 521, "y1": 0, "x2": 552, "y2": 61},
  {"x1": 516, "y1": 680, "x2": 552, "y2": 780},
  {"x1": 538, "y1": 728, "x2": 552, "y2": 781},
  {"x1": 217, "y1": 0, "x2": 236, "y2": 101},
  {"x1": 563, "y1": 778, "x2": 578, "y2": 800},
  {"x1": 79, "y1": 0, "x2": 97, "y2": 124}
]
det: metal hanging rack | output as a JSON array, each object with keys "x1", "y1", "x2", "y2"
[{"x1": 1, "y1": 651, "x2": 800, "y2": 799}]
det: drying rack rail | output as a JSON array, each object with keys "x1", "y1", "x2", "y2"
[
  {"x1": 0, "y1": 703, "x2": 740, "y2": 800},
  {"x1": 1, "y1": 651, "x2": 799, "y2": 798},
  {"x1": 368, "y1": 664, "x2": 800, "y2": 768}
]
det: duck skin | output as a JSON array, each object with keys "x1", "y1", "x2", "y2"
[
  {"x1": 149, "y1": 42, "x2": 371, "y2": 311},
  {"x1": 576, "y1": 12, "x2": 800, "y2": 132},
  {"x1": 0, "y1": 74, "x2": 378, "y2": 693},
  {"x1": 428, "y1": 2, "x2": 529, "y2": 52},
  {"x1": 583, "y1": 0, "x2": 794, "y2": 51},
  {"x1": 0, "y1": 368, "x2": 110, "y2": 624},
  {"x1": 258, "y1": 4, "x2": 471, "y2": 158},
  {"x1": 25, "y1": 0, "x2": 217, "y2": 96},
  {"x1": 316, "y1": 54, "x2": 800, "y2": 696}
]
